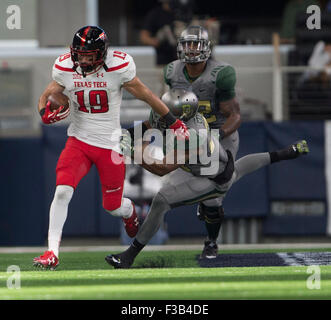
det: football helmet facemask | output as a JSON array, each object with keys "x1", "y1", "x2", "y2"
[
  {"x1": 71, "y1": 26, "x2": 109, "y2": 76},
  {"x1": 177, "y1": 26, "x2": 211, "y2": 64}
]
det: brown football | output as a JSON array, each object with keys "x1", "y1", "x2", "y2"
[{"x1": 47, "y1": 92, "x2": 70, "y2": 112}]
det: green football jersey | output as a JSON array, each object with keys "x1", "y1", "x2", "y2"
[
  {"x1": 163, "y1": 59, "x2": 236, "y2": 129},
  {"x1": 148, "y1": 110, "x2": 228, "y2": 177}
]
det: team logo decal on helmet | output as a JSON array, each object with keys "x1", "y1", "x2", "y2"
[
  {"x1": 162, "y1": 88, "x2": 199, "y2": 120},
  {"x1": 177, "y1": 25, "x2": 211, "y2": 64},
  {"x1": 70, "y1": 26, "x2": 109, "y2": 76},
  {"x1": 151, "y1": 89, "x2": 198, "y2": 131}
]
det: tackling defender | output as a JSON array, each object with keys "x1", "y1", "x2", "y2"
[
  {"x1": 105, "y1": 88, "x2": 309, "y2": 269},
  {"x1": 33, "y1": 26, "x2": 189, "y2": 270},
  {"x1": 163, "y1": 26, "x2": 241, "y2": 258}
]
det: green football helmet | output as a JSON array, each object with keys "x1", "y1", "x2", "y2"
[{"x1": 150, "y1": 88, "x2": 199, "y2": 132}]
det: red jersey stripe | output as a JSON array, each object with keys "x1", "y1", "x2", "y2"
[
  {"x1": 106, "y1": 61, "x2": 129, "y2": 72},
  {"x1": 55, "y1": 64, "x2": 74, "y2": 72}
]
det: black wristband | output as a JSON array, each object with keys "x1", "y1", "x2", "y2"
[
  {"x1": 39, "y1": 108, "x2": 46, "y2": 117},
  {"x1": 127, "y1": 122, "x2": 149, "y2": 140},
  {"x1": 162, "y1": 112, "x2": 177, "y2": 126},
  {"x1": 219, "y1": 129, "x2": 226, "y2": 140}
]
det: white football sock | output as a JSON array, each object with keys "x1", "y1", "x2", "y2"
[
  {"x1": 106, "y1": 197, "x2": 133, "y2": 219},
  {"x1": 48, "y1": 185, "x2": 74, "y2": 257}
]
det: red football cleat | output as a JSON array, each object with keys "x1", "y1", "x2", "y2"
[
  {"x1": 33, "y1": 250, "x2": 59, "y2": 270},
  {"x1": 122, "y1": 203, "x2": 139, "y2": 238}
]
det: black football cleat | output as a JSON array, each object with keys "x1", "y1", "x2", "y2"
[
  {"x1": 271, "y1": 140, "x2": 309, "y2": 163},
  {"x1": 199, "y1": 240, "x2": 218, "y2": 259},
  {"x1": 105, "y1": 253, "x2": 134, "y2": 269}
]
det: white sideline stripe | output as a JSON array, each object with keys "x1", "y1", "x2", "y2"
[
  {"x1": 1, "y1": 243, "x2": 331, "y2": 254},
  {"x1": 276, "y1": 252, "x2": 300, "y2": 266},
  {"x1": 277, "y1": 251, "x2": 331, "y2": 266}
]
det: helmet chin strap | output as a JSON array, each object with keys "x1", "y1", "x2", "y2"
[
  {"x1": 81, "y1": 64, "x2": 94, "y2": 77},
  {"x1": 75, "y1": 63, "x2": 102, "y2": 77}
]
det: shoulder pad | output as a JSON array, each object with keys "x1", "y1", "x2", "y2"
[
  {"x1": 164, "y1": 60, "x2": 182, "y2": 81},
  {"x1": 105, "y1": 49, "x2": 134, "y2": 73},
  {"x1": 53, "y1": 52, "x2": 74, "y2": 72}
]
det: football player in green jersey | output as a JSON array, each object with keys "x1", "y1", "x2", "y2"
[
  {"x1": 105, "y1": 88, "x2": 309, "y2": 269},
  {"x1": 163, "y1": 25, "x2": 241, "y2": 258}
]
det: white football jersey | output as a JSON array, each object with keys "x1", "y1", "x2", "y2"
[{"x1": 52, "y1": 48, "x2": 136, "y2": 151}]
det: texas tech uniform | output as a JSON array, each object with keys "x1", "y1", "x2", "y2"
[
  {"x1": 53, "y1": 49, "x2": 135, "y2": 152},
  {"x1": 33, "y1": 26, "x2": 140, "y2": 270},
  {"x1": 52, "y1": 48, "x2": 135, "y2": 209},
  {"x1": 34, "y1": 26, "x2": 190, "y2": 269}
]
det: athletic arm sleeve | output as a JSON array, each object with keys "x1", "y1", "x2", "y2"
[{"x1": 216, "y1": 65, "x2": 236, "y2": 102}]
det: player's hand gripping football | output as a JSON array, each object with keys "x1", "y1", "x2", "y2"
[
  {"x1": 169, "y1": 119, "x2": 190, "y2": 140},
  {"x1": 40, "y1": 101, "x2": 70, "y2": 124}
]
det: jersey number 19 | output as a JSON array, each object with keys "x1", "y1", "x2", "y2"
[{"x1": 75, "y1": 90, "x2": 109, "y2": 113}]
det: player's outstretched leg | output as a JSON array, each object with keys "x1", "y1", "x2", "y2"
[
  {"x1": 33, "y1": 250, "x2": 59, "y2": 270},
  {"x1": 106, "y1": 192, "x2": 170, "y2": 269},
  {"x1": 269, "y1": 140, "x2": 309, "y2": 163}
]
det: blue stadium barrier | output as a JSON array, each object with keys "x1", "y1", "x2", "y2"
[
  {"x1": 0, "y1": 121, "x2": 327, "y2": 245},
  {"x1": 265, "y1": 121, "x2": 325, "y2": 200},
  {"x1": 166, "y1": 122, "x2": 269, "y2": 237},
  {"x1": 262, "y1": 121, "x2": 327, "y2": 235},
  {"x1": 0, "y1": 138, "x2": 45, "y2": 245},
  {"x1": 223, "y1": 122, "x2": 268, "y2": 218}
]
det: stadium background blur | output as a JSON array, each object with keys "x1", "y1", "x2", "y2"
[{"x1": 1, "y1": 0, "x2": 331, "y2": 247}]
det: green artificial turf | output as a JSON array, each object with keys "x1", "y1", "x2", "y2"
[{"x1": 0, "y1": 250, "x2": 330, "y2": 300}]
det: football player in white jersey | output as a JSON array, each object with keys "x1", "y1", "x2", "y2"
[{"x1": 33, "y1": 26, "x2": 190, "y2": 270}]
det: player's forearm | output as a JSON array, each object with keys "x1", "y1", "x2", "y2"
[
  {"x1": 38, "y1": 81, "x2": 65, "y2": 113},
  {"x1": 137, "y1": 140, "x2": 181, "y2": 176},
  {"x1": 124, "y1": 77, "x2": 170, "y2": 117},
  {"x1": 141, "y1": 161, "x2": 180, "y2": 176},
  {"x1": 140, "y1": 145, "x2": 192, "y2": 176},
  {"x1": 139, "y1": 87, "x2": 170, "y2": 117},
  {"x1": 219, "y1": 98, "x2": 241, "y2": 138},
  {"x1": 38, "y1": 94, "x2": 48, "y2": 113},
  {"x1": 220, "y1": 113, "x2": 241, "y2": 138}
]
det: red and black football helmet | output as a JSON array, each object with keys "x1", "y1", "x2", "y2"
[{"x1": 71, "y1": 26, "x2": 109, "y2": 76}]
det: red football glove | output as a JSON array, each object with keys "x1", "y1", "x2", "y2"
[
  {"x1": 169, "y1": 119, "x2": 190, "y2": 140},
  {"x1": 41, "y1": 101, "x2": 69, "y2": 124}
]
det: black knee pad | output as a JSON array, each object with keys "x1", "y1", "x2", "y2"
[{"x1": 197, "y1": 203, "x2": 225, "y2": 224}]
